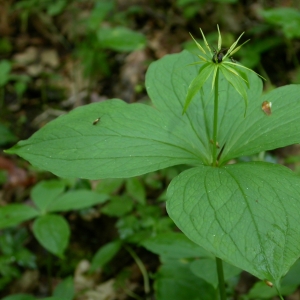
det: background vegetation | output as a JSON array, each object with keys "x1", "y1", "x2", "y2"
[{"x1": 1, "y1": 0, "x2": 300, "y2": 299}]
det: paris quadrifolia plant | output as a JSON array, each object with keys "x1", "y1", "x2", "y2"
[{"x1": 5, "y1": 26, "x2": 300, "y2": 299}]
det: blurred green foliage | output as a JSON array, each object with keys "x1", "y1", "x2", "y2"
[
  {"x1": 1, "y1": 1, "x2": 300, "y2": 299},
  {"x1": 0, "y1": 228, "x2": 36, "y2": 290},
  {"x1": 260, "y1": 7, "x2": 300, "y2": 39}
]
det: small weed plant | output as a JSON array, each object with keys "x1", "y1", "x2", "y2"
[
  {"x1": 5, "y1": 27, "x2": 300, "y2": 299},
  {"x1": 0, "y1": 179, "x2": 108, "y2": 258}
]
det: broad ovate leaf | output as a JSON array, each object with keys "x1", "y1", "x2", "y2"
[
  {"x1": 219, "y1": 84, "x2": 300, "y2": 164},
  {"x1": 0, "y1": 204, "x2": 39, "y2": 229},
  {"x1": 7, "y1": 99, "x2": 204, "y2": 179},
  {"x1": 142, "y1": 232, "x2": 212, "y2": 259},
  {"x1": 90, "y1": 240, "x2": 122, "y2": 272},
  {"x1": 31, "y1": 180, "x2": 65, "y2": 213},
  {"x1": 167, "y1": 162, "x2": 300, "y2": 286},
  {"x1": 33, "y1": 214, "x2": 70, "y2": 258},
  {"x1": 47, "y1": 190, "x2": 108, "y2": 212}
]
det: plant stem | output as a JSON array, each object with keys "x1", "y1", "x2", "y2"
[
  {"x1": 212, "y1": 68, "x2": 219, "y2": 167},
  {"x1": 213, "y1": 69, "x2": 226, "y2": 298},
  {"x1": 125, "y1": 245, "x2": 150, "y2": 297},
  {"x1": 216, "y1": 257, "x2": 226, "y2": 300}
]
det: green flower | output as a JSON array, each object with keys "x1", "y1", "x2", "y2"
[{"x1": 183, "y1": 25, "x2": 264, "y2": 115}]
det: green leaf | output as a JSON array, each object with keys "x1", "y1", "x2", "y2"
[
  {"x1": 0, "y1": 37, "x2": 12, "y2": 55},
  {"x1": 6, "y1": 50, "x2": 263, "y2": 178},
  {"x1": 0, "y1": 204, "x2": 39, "y2": 229},
  {"x1": 182, "y1": 62, "x2": 213, "y2": 114},
  {"x1": 147, "y1": 49, "x2": 264, "y2": 160},
  {"x1": 146, "y1": 50, "x2": 263, "y2": 164},
  {"x1": 31, "y1": 180, "x2": 65, "y2": 213},
  {"x1": 33, "y1": 215, "x2": 70, "y2": 258},
  {"x1": 90, "y1": 240, "x2": 122, "y2": 273},
  {"x1": 0, "y1": 60, "x2": 11, "y2": 86},
  {"x1": 97, "y1": 26, "x2": 146, "y2": 52},
  {"x1": 220, "y1": 84, "x2": 300, "y2": 164},
  {"x1": 142, "y1": 232, "x2": 212, "y2": 260},
  {"x1": 47, "y1": 190, "x2": 109, "y2": 212},
  {"x1": 261, "y1": 8, "x2": 300, "y2": 39},
  {"x1": 46, "y1": 0, "x2": 67, "y2": 16},
  {"x1": 0, "y1": 123, "x2": 16, "y2": 145},
  {"x1": 7, "y1": 98, "x2": 203, "y2": 178},
  {"x1": 77, "y1": 45, "x2": 110, "y2": 77},
  {"x1": 125, "y1": 177, "x2": 146, "y2": 204},
  {"x1": 14, "y1": 81, "x2": 28, "y2": 97},
  {"x1": 247, "y1": 280, "x2": 295, "y2": 299},
  {"x1": 190, "y1": 258, "x2": 241, "y2": 288},
  {"x1": 101, "y1": 196, "x2": 134, "y2": 217},
  {"x1": 6, "y1": 50, "x2": 300, "y2": 177},
  {"x1": 229, "y1": 65, "x2": 250, "y2": 89},
  {"x1": 167, "y1": 162, "x2": 300, "y2": 285},
  {"x1": 246, "y1": 259, "x2": 300, "y2": 298},
  {"x1": 155, "y1": 261, "x2": 216, "y2": 300},
  {"x1": 53, "y1": 276, "x2": 74, "y2": 300},
  {"x1": 87, "y1": 0, "x2": 114, "y2": 31},
  {"x1": 14, "y1": 248, "x2": 36, "y2": 268},
  {"x1": 281, "y1": 258, "x2": 300, "y2": 286},
  {"x1": 220, "y1": 65, "x2": 248, "y2": 115},
  {"x1": 95, "y1": 178, "x2": 124, "y2": 194}
]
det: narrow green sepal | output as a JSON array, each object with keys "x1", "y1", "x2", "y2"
[
  {"x1": 220, "y1": 66, "x2": 248, "y2": 116},
  {"x1": 182, "y1": 63, "x2": 213, "y2": 115}
]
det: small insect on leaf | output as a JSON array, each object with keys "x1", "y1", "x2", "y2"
[
  {"x1": 262, "y1": 101, "x2": 272, "y2": 116},
  {"x1": 264, "y1": 280, "x2": 273, "y2": 287},
  {"x1": 93, "y1": 118, "x2": 100, "y2": 125}
]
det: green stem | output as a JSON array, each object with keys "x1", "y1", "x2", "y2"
[
  {"x1": 216, "y1": 257, "x2": 226, "y2": 300},
  {"x1": 125, "y1": 245, "x2": 150, "y2": 296},
  {"x1": 213, "y1": 69, "x2": 225, "y2": 298},
  {"x1": 212, "y1": 68, "x2": 219, "y2": 167}
]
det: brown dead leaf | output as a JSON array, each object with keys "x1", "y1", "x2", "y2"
[
  {"x1": 0, "y1": 156, "x2": 36, "y2": 189},
  {"x1": 76, "y1": 279, "x2": 117, "y2": 300},
  {"x1": 74, "y1": 260, "x2": 100, "y2": 292},
  {"x1": 41, "y1": 49, "x2": 60, "y2": 68},
  {"x1": 114, "y1": 50, "x2": 147, "y2": 103},
  {"x1": 10, "y1": 270, "x2": 39, "y2": 294},
  {"x1": 26, "y1": 64, "x2": 44, "y2": 77},
  {"x1": 13, "y1": 47, "x2": 38, "y2": 66}
]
